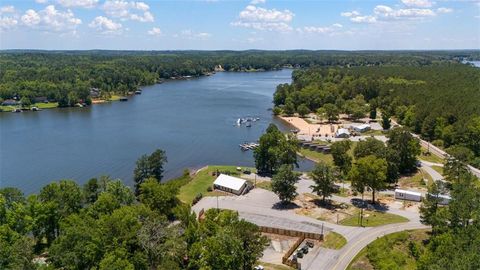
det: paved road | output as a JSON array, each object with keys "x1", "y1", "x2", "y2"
[{"x1": 193, "y1": 181, "x2": 428, "y2": 270}]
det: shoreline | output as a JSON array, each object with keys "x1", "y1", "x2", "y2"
[{"x1": 1, "y1": 68, "x2": 291, "y2": 114}]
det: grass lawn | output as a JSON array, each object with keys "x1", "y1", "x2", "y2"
[
  {"x1": 431, "y1": 165, "x2": 444, "y2": 176},
  {"x1": 256, "y1": 181, "x2": 272, "y2": 191},
  {"x1": 0, "y1": 105, "x2": 14, "y2": 112},
  {"x1": 362, "y1": 129, "x2": 386, "y2": 136},
  {"x1": 177, "y1": 165, "x2": 242, "y2": 204},
  {"x1": 321, "y1": 231, "x2": 347, "y2": 249},
  {"x1": 34, "y1": 102, "x2": 58, "y2": 109},
  {"x1": 347, "y1": 229, "x2": 429, "y2": 270},
  {"x1": 109, "y1": 95, "x2": 122, "y2": 101},
  {"x1": 418, "y1": 147, "x2": 444, "y2": 164},
  {"x1": 398, "y1": 169, "x2": 432, "y2": 189},
  {"x1": 340, "y1": 210, "x2": 409, "y2": 227},
  {"x1": 298, "y1": 148, "x2": 334, "y2": 165}
]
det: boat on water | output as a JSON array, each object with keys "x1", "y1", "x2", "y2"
[
  {"x1": 236, "y1": 117, "x2": 260, "y2": 126},
  {"x1": 12, "y1": 108, "x2": 22, "y2": 113},
  {"x1": 239, "y1": 142, "x2": 259, "y2": 151},
  {"x1": 119, "y1": 97, "x2": 128, "y2": 101},
  {"x1": 135, "y1": 90, "x2": 142, "y2": 95}
]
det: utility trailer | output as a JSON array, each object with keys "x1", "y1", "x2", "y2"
[{"x1": 395, "y1": 189, "x2": 422, "y2": 202}]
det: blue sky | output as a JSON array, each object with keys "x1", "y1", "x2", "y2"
[{"x1": 0, "y1": 0, "x2": 479, "y2": 50}]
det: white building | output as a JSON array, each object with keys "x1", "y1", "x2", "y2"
[
  {"x1": 335, "y1": 128, "x2": 350, "y2": 138},
  {"x1": 351, "y1": 124, "x2": 371, "y2": 133},
  {"x1": 213, "y1": 174, "x2": 248, "y2": 195},
  {"x1": 395, "y1": 189, "x2": 422, "y2": 202}
]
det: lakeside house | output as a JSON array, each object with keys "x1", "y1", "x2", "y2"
[
  {"x1": 34, "y1": 96, "x2": 49, "y2": 103},
  {"x1": 335, "y1": 128, "x2": 350, "y2": 138},
  {"x1": 213, "y1": 174, "x2": 248, "y2": 195},
  {"x1": 90, "y1": 88, "x2": 101, "y2": 98},
  {"x1": 2, "y1": 99, "x2": 18, "y2": 106}
]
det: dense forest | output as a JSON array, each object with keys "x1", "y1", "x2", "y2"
[
  {"x1": 0, "y1": 171, "x2": 267, "y2": 269},
  {"x1": 1, "y1": 50, "x2": 479, "y2": 108},
  {"x1": 272, "y1": 63, "x2": 480, "y2": 167}
]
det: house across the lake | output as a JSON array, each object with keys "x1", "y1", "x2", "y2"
[
  {"x1": 213, "y1": 174, "x2": 248, "y2": 195},
  {"x1": 34, "y1": 97, "x2": 49, "y2": 103},
  {"x1": 1, "y1": 99, "x2": 18, "y2": 106}
]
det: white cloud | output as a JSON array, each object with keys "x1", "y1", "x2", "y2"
[
  {"x1": 35, "y1": 0, "x2": 49, "y2": 3},
  {"x1": 232, "y1": 5, "x2": 294, "y2": 32},
  {"x1": 374, "y1": 5, "x2": 436, "y2": 19},
  {"x1": 174, "y1": 29, "x2": 211, "y2": 40},
  {"x1": 103, "y1": 0, "x2": 154, "y2": 22},
  {"x1": 341, "y1": 11, "x2": 360, "y2": 17},
  {"x1": 250, "y1": 0, "x2": 266, "y2": 4},
  {"x1": 57, "y1": 0, "x2": 99, "y2": 8},
  {"x1": 147, "y1": 26, "x2": 161, "y2": 36},
  {"x1": 247, "y1": 36, "x2": 263, "y2": 43},
  {"x1": 89, "y1": 16, "x2": 122, "y2": 33},
  {"x1": 297, "y1": 23, "x2": 343, "y2": 35},
  {"x1": 350, "y1": 15, "x2": 377, "y2": 24},
  {"x1": 401, "y1": 0, "x2": 434, "y2": 8},
  {"x1": 20, "y1": 5, "x2": 81, "y2": 32},
  {"x1": 0, "y1": 16, "x2": 18, "y2": 30},
  {"x1": 437, "y1": 7, "x2": 453, "y2": 13},
  {"x1": 0, "y1": 6, "x2": 15, "y2": 14}
]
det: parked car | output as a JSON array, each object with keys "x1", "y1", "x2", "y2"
[
  {"x1": 302, "y1": 246, "x2": 309, "y2": 254},
  {"x1": 296, "y1": 251, "x2": 304, "y2": 258},
  {"x1": 253, "y1": 265, "x2": 264, "y2": 270},
  {"x1": 306, "y1": 240, "x2": 314, "y2": 248}
]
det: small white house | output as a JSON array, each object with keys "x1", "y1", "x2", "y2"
[
  {"x1": 351, "y1": 124, "x2": 371, "y2": 133},
  {"x1": 213, "y1": 174, "x2": 248, "y2": 195},
  {"x1": 335, "y1": 128, "x2": 350, "y2": 138},
  {"x1": 395, "y1": 189, "x2": 422, "y2": 202}
]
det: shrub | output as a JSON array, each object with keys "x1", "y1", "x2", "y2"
[
  {"x1": 192, "y1": 193, "x2": 203, "y2": 205},
  {"x1": 207, "y1": 186, "x2": 213, "y2": 192}
]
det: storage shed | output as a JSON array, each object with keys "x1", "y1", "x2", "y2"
[
  {"x1": 213, "y1": 174, "x2": 248, "y2": 195},
  {"x1": 351, "y1": 124, "x2": 371, "y2": 133},
  {"x1": 395, "y1": 189, "x2": 422, "y2": 202},
  {"x1": 335, "y1": 128, "x2": 350, "y2": 138}
]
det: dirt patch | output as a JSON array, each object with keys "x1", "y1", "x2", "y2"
[{"x1": 293, "y1": 193, "x2": 356, "y2": 224}]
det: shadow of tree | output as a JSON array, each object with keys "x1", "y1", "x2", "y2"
[
  {"x1": 351, "y1": 198, "x2": 389, "y2": 212},
  {"x1": 272, "y1": 201, "x2": 300, "y2": 210}
]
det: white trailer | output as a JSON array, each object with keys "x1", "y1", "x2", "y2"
[
  {"x1": 395, "y1": 189, "x2": 422, "y2": 202},
  {"x1": 427, "y1": 193, "x2": 451, "y2": 205}
]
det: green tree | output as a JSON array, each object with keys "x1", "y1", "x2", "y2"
[
  {"x1": 419, "y1": 181, "x2": 447, "y2": 234},
  {"x1": 310, "y1": 162, "x2": 336, "y2": 202},
  {"x1": 138, "y1": 178, "x2": 180, "y2": 219},
  {"x1": 254, "y1": 124, "x2": 298, "y2": 174},
  {"x1": 271, "y1": 164, "x2": 300, "y2": 203},
  {"x1": 330, "y1": 140, "x2": 352, "y2": 177},
  {"x1": 133, "y1": 149, "x2": 167, "y2": 195},
  {"x1": 323, "y1": 103, "x2": 339, "y2": 122},
  {"x1": 83, "y1": 178, "x2": 100, "y2": 204},
  {"x1": 381, "y1": 113, "x2": 391, "y2": 130},
  {"x1": 351, "y1": 156, "x2": 388, "y2": 203},
  {"x1": 297, "y1": 103, "x2": 310, "y2": 117},
  {"x1": 387, "y1": 127, "x2": 420, "y2": 174}
]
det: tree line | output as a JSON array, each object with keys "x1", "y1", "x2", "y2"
[
  {"x1": 272, "y1": 63, "x2": 480, "y2": 167},
  {"x1": 0, "y1": 149, "x2": 267, "y2": 270},
  {"x1": 1, "y1": 50, "x2": 478, "y2": 108}
]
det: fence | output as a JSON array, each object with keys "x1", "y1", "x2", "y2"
[
  {"x1": 260, "y1": 226, "x2": 324, "y2": 270},
  {"x1": 259, "y1": 226, "x2": 324, "y2": 240}
]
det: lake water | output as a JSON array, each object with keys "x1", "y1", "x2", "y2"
[{"x1": 0, "y1": 69, "x2": 314, "y2": 194}]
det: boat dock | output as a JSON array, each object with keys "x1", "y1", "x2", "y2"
[{"x1": 239, "y1": 142, "x2": 259, "y2": 151}]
